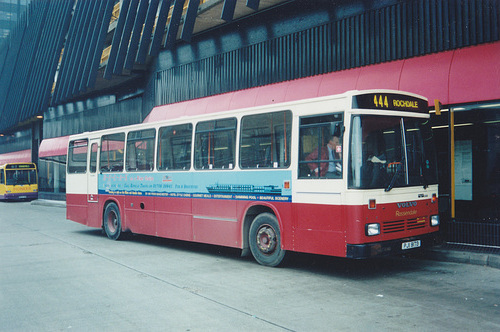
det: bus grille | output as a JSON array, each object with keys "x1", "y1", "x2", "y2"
[{"x1": 382, "y1": 217, "x2": 427, "y2": 234}]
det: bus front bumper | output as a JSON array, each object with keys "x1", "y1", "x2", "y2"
[
  {"x1": 1, "y1": 192, "x2": 38, "y2": 200},
  {"x1": 346, "y1": 232, "x2": 440, "y2": 259}
]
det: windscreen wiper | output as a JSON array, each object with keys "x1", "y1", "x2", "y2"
[
  {"x1": 385, "y1": 160, "x2": 404, "y2": 192},
  {"x1": 420, "y1": 159, "x2": 430, "y2": 189}
]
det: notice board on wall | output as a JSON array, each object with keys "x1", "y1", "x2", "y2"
[{"x1": 455, "y1": 140, "x2": 473, "y2": 201}]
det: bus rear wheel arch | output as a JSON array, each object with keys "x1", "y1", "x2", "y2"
[
  {"x1": 103, "y1": 202, "x2": 122, "y2": 240},
  {"x1": 249, "y1": 212, "x2": 286, "y2": 267}
]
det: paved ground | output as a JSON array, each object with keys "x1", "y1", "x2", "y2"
[{"x1": 1, "y1": 201, "x2": 500, "y2": 331}]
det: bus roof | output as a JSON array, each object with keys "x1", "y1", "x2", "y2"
[
  {"x1": 69, "y1": 89, "x2": 427, "y2": 140},
  {"x1": 145, "y1": 87, "x2": 427, "y2": 123}
]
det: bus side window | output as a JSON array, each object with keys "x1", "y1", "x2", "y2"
[
  {"x1": 100, "y1": 133, "x2": 125, "y2": 172},
  {"x1": 68, "y1": 139, "x2": 88, "y2": 173},
  {"x1": 126, "y1": 129, "x2": 156, "y2": 172},
  {"x1": 0, "y1": 170, "x2": 4, "y2": 184},
  {"x1": 195, "y1": 118, "x2": 236, "y2": 170},
  {"x1": 240, "y1": 110, "x2": 292, "y2": 169},
  {"x1": 157, "y1": 124, "x2": 193, "y2": 171},
  {"x1": 90, "y1": 143, "x2": 98, "y2": 173},
  {"x1": 298, "y1": 113, "x2": 344, "y2": 179}
]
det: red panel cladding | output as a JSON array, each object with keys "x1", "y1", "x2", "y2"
[
  {"x1": 144, "y1": 41, "x2": 500, "y2": 125},
  {"x1": 254, "y1": 81, "x2": 289, "y2": 106},
  {"x1": 156, "y1": 213, "x2": 192, "y2": 241},
  {"x1": 356, "y1": 61, "x2": 403, "y2": 91},
  {"x1": 449, "y1": 41, "x2": 500, "y2": 105},
  {"x1": 284, "y1": 76, "x2": 322, "y2": 101},
  {"x1": 87, "y1": 202, "x2": 101, "y2": 228},
  {"x1": 0, "y1": 149, "x2": 31, "y2": 164},
  {"x1": 317, "y1": 68, "x2": 361, "y2": 97},
  {"x1": 293, "y1": 203, "x2": 343, "y2": 232},
  {"x1": 291, "y1": 202, "x2": 345, "y2": 256},
  {"x1": 228, "y1": 87, "x2": 260, "y2": 110},
  {"x1": 192, "y1": 217, "x2": 241, "y2": 248},
  {"x1": 184, "y1": 98, "x2": 210, "y2": 116},
  {"x1": 144, "y1": 103, "x2": 185, "y2": 122},
  {"x1": 205, "y1": 92, "x2": 233, "y2": 114},
  {"x1": 345, "y1": 204, "x2": 369, "y2": 244},
  {"x1": 270, "y1": 202, "x2": 294, "y2": 250},
  {"x1": 399, "y1": 51, "x2": 454, "y2": 106},
  {"x1": 192, "y1": 197, "x2": 238, "y2": 247},
  {"x1": 192, "y1": 197, "x2": 236, "y2": 220},
  {"x1": 38, "y1": 136, "x2": 70, "y2": 158},
  {"x1": 293, "y1": 229, "x2": 346, "y2": 256},
  {"x1": 155, "y1": 195, "x2": 192, "y2": 214},
  {"x1": 155, "y1": 196, "x2": 193, "y2": 241},
  {"x1": 124, "y1": 195, "x2": 156, "y2": 236},
  {"x1": 66, "y1": 193, "x2": 88, "y2": 225}
]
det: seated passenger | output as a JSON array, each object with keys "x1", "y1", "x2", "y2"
[{"x1": 306, "y1": 135, "x2": 342, "y2": 178}]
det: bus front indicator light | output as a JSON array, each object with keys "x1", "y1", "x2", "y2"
[
  {"x1": 366, "y1": 223, "x2": 380, "y2": 236},
  {"x1": 368, "y1": 199, "x2": 376, "y2": 209},
  {"x1": 431, "y1": 194, "x2": 437, "y2": 204}
]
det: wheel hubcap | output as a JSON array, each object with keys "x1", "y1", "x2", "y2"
[
  {"x1": 107, "y1": 212, "x2": 117, "y2": 233},
  {"x1": 256, "y1": 225, "x2": 277, "y2": 255}
]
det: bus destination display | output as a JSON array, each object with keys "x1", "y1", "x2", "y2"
[
  {"x1": 5, "y1": 163, "x2": 35, "y2": 169},
  {"x1": 353, "y1": 93, "x2": 428, "y2": 113}
]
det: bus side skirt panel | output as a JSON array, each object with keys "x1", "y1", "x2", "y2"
[{"x1": 66, "y1": 193, "x2": 89, "y2": 226}]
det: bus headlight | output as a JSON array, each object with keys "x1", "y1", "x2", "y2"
[
  {"x1": 431, "y1": 215, "x2": 440, "y2": 227},
  {"x1": 366, "y1": 223, "x2": 380, "y2": 236}
]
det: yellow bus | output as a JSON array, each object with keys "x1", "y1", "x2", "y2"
[{"x1": 0, "y1": 163, "x2": 38, "y2": 200}]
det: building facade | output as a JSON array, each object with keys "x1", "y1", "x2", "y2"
[{"x1": 0, "y1": 0, "x2": 499, "y2": 247}]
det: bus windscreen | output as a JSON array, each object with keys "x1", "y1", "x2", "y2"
[
  {"x1": 5, "y1": 169, "x2": 37, "y2": 186},
  {"x1": 348, "y1": 115, "x2": 438, "y2": 190}
]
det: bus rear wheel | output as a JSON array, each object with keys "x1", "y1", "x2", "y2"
[
  {"x1": 103, "y1": 202, "x2": 122, "y2": 240},
  {"x1": 249, "y1": 213, "x2": 286, "y2": 267}
]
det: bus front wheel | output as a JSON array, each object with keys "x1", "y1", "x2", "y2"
[
  {"x1": 103, "y1": 203, "x2": 122, "y2": 240},
  {"x1": 249, "y1": 213, "x2": 286, "y2": 267}
]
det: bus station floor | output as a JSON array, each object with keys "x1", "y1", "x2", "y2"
[
  {"x1": 2, "y1": 199, "x2": 499, "y2": 330},
  {"x1": 425, "y1": 244, "x2": 500, "y2": 270},
  {"x1": 31, "y1": 199, "x2": 500, "y2": 270}
]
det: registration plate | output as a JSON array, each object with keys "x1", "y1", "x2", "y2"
[
  {"x1": 19, "y1": 196, "x2": 27, "y2": 199},
  {"x1": 402, "y1": 240, "x2": 421, "y2": 250}
]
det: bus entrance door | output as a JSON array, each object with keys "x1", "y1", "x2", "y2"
[
  {"x1": 293, "y1": 179, "x2": 344, "y2": 256},
  {"x1": 87, "y1": 141, "x2": 99, "y2": 222}
]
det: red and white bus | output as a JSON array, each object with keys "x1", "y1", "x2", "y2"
[{"x1": 66, "y1": 90, "x2": 439, "y2": 266}]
